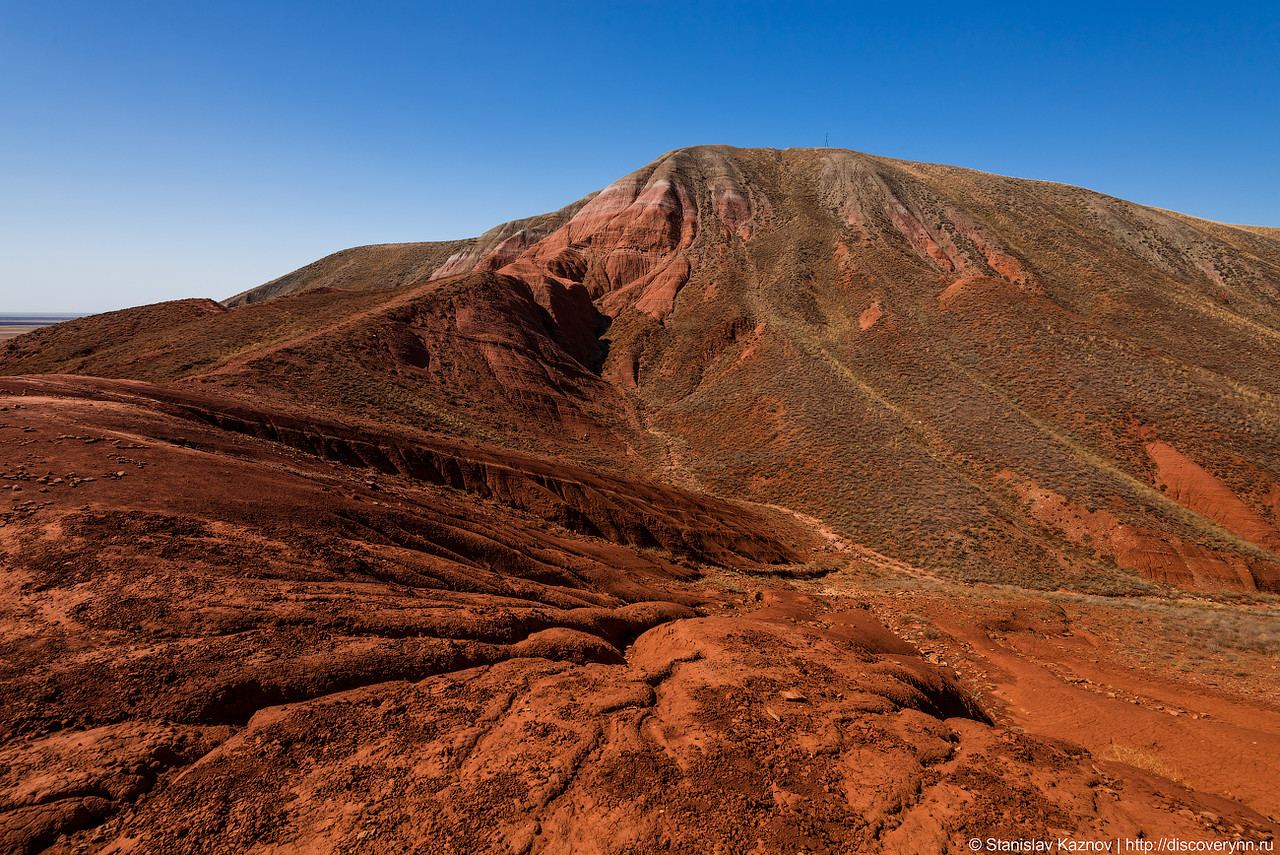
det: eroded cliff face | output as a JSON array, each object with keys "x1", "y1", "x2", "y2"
[{"x1": 452, "y1": 147, "x2": 761, "y2": 324}]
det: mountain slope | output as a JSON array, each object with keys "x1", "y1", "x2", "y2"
[
  {"x1": 443, "y1": 145, "x2": 1280, "y2": 592},
  {"x1": 5, "y1": 145, "x2": 1280, "y2": 854},
  {"x1": 222, "y1": 191, "x2": 601, "y2": 307},
  {"x1": 11, "y1": 145, "x2": 1280, "y2": 593}
]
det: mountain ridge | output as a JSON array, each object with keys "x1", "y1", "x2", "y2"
[
  {"x1": 4, "y1": 144, "x2": 1280, "y2": 854},
  {"x1": 8, "y1": 144, "x2": 1280, "y2": 595}
]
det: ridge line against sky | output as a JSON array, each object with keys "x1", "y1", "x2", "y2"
[{"x1": 2, "y1": 0, "x2": 1278, "y2": 314}]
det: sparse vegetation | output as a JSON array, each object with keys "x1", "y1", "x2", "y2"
[{"x1": 1107, "y1": 744, "x2": 1183, "y2": 783}]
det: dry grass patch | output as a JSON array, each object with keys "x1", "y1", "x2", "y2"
[{"x1": 1106, "y1": 744, "x2": 1183, "y2": 783}]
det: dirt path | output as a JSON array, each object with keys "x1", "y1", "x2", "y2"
[
  {"x1": 640, "y1": 415, "x2": 700, "y2": 492},
  {"x1": 945, "y1": 619, "x2": 1280, "y2": 818}
]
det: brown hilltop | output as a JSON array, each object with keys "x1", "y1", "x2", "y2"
[
  {"x1": 222, "y1": 191, "x2": 600, "y2": 307},
  {"x1": 221, "y1": 239, "x2": 471, "y2": 306},
  {"x1": 3, "y1": 145, "x2": 1280, "y2": 854},
  {"x1": 458, "y1": 145, "x2": 1280, "y2": 594}
]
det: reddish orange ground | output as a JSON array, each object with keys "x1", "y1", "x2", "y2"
[{"x1": 2, "y1": 377, "x2": 1276, "y2": 854}]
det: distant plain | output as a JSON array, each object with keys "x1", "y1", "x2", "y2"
[{"x1": 0, "y1": 316, "x2": 81, "y2": 342}]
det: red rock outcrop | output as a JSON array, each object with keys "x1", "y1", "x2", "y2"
[
  {"x1": 1000, "y1": 472, "x2": 1280, "y2": 592},
  {"x1": 426, "y1": 148, "x2": 764, "y2": 324},
  {"x1": 818, "y1": 151, "x2": 1032, "y2": 286},
  {"x1": 1146, "y1": 440, "x2": 1280, "y2": 553}
]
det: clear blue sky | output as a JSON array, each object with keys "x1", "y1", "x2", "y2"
[{"x1": 3, "y1": 0, "x2": 1278, "y2": 313}]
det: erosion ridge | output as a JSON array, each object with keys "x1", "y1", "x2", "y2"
[
  {"x1": 3, "y1": 375, "x2": 801, "y2": 566},
  {"x1": 3, "y1": 145, "x2": 1280, "y2": 853}
]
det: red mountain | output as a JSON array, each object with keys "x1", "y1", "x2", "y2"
[{"x1": 3, "y1": 146, "x2": 1279, "y2": 853}]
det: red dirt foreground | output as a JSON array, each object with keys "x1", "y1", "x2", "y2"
[{"x1": 2, "y1": 376, "x2": 1276, "y2": 853}]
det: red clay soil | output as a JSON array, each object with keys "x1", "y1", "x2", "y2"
[
  {"x1": 1000, "y1": 471, "x2": 1280, "y2": 593},
  {"x1": 844, "y1": 579, "x2": 1280, "y2": 822},
  {"x1": 0, "y1": 375, "x2": 786, "y2": 852},
  {"x1": 2, "y1": 377, "x2": 1276, "y2": 853},
  {"x1": 1146, "y1": 441, "x2": 1280, "y2": 553}
]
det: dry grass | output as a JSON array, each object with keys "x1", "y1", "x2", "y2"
[
  {"x1": 1106, "y1": 744, "x2": 1183, "y2": 783},
  {"x1": 1171, "y1": 609, "x2": 1280, "y2": 656}
]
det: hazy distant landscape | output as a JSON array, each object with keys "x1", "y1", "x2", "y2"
[{"x1": 0, "y1": 316, "x2": 82, "y2": 342}]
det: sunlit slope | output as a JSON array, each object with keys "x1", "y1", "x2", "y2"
[{"x1": 7, "y1": 145, "x2": 1280, "y2": 592}]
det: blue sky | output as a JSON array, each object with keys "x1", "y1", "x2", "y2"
[{"x1": 2, "y1": 1, "x2": 1278, "y2": 313}]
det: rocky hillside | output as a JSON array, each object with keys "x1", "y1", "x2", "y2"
[
  {"x1": 4, "y1": 146, "x2": 1280, "y2": 854},
  {"x1": 11, "y1": 145, "x2": 1280, "y2": 594}
]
